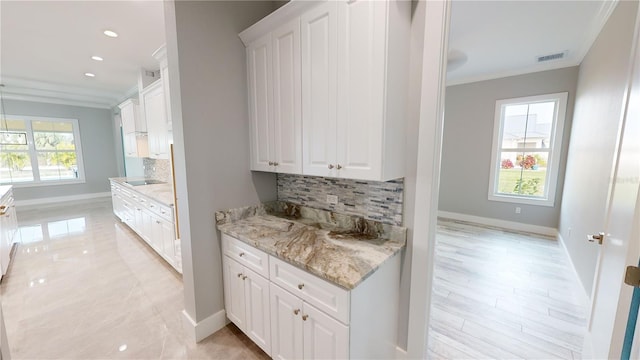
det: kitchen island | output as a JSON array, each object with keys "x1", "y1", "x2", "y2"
[{"x1": 216, "y1": 201, "x2": 405, "y2": 359}]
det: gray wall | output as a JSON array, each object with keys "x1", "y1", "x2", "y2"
[
  {"x1": 439, "y1": 67, "x2": 579, "y2": 228},
  {"x1": 166, "y1": 0, "x2": 277, "y2": 327},
  {"x1": 3, "y1": 99, "x2": 118, "y2": 201},
  {"x1": 559, "y1": 1, "x2": 638, "y2": 295}
]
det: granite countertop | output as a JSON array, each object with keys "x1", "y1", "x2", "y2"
[
  {"x1": 109, "y1": 177, "x2": 174, "y2": 207},
  {"x1": 216, "y1": 201, "x2": 406, "y2": 290}
]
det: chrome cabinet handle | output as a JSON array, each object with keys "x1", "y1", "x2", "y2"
[
  {"x1": 336, "y1": 164, "x2": 342, "y2": 170},
  {"x1": 302, "y1": 315, "x2": 309, "y2": 321},
  {"x1": 294, "y1": 309, "x2": 300, "y2": 315},
  {"x1": 298, "y1": 283, "x2": 304, "y2": 290},
  {"x1": 237, "y1": 273, "x2": 243, "y2": 278},
  {"x1": 269, "y1": 161, "x2": 274, "y2": 165},
  {"x1": 273, "y1": 162, "x2": 279, "y2": 166},
  {"x1": 242, "y1": 275, "x2": 247, "y2": 280},
  {"x1": 239, "y1": 252, "x2": 245, "y2": 257},
  {"x1": 328, "y1": 164, "x2": 334, "y2": 169}
]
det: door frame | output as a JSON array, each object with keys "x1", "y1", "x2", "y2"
[{"x1": 404, "y1": 0, "x2": 451, "y2": 358}]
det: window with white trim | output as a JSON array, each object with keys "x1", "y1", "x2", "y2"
[
  {"x1": 0, "y1": 116, "x2": 85, "y2": 185},
  {"x1": 488, "y1": 92, "x2": 568, "y2": 206}
]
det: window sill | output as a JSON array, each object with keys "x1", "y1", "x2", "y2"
[{"x1": 488, "y1": 193, "x2": 555, "y2": 207}]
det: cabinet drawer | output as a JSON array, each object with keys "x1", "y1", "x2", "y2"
[
  {"x1": 222, "y1": 234, "x2": 269, "y2": 278},
  {"x1": 269, "y1": 256, "x2": 350, "y2": 324}
]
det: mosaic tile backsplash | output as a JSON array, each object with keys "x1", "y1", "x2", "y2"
[
  {"x1": 277, "y1": 174, "x2": 404, "y2": 226},
  {"x1": 143, "y1": 158, "x2": 172, "y2": 183}
]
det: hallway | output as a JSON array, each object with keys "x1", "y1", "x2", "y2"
[
  {"x1": 429, "y1": 220, "x2": 588, "y2": 359},
  {"x1": 0, "y1": 200, "x2": 268, "y2": 359}
]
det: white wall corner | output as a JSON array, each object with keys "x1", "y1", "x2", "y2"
[
  {"x1": 14, "y1": 192, "x2": 111, "y2": 209},
  {"x1": 181, "y1": 309, "x2": 228, "y2": 343},
  {"x1": 557, "y1": 232, "x2": 591, "y2": 309},
  {"x1": 437, "y1": 210, "x2": 558, "y2": 237}
]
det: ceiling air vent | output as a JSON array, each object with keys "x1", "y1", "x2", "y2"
[{"x1": 536, "y1": 51, "x2": 568, "y2": 63}]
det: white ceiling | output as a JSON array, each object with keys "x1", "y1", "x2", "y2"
[
  {"x1": 447, "y1": 0, "x2": 616, "y2": 85},
  {"x1": 0, "y1": 1, "x2": 617, "y2": 107},
  {"x1": 0, "y1": 0, "x2": 166, "y2": 108}
]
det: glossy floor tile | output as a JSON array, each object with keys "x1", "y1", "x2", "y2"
[
  {"x1": 1, "y1": 200, "x2": 268, "y2": 359},
  {"x1": 428, "y1": 219, "x2": 588, "y2": 359}
]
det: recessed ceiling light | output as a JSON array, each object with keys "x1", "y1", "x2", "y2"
[
  {"x1": 84, "y1": 72, "x2": 96, "y2": 78},
  {"x1": 91, "y1": 56, "x2": 103, "y2": 61},
  {"x1": 103, "y1": 30, "x2": 118, "y2": 38}
]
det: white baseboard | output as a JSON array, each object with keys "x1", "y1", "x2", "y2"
[
  {"x1": 395, "y1": 346, "x2": 408, "y2": 359},
  {"x1": 181, "y1": 309, "x2": 228, "y2": 343},
  {"x1": 557, "y1": 233, "x2": 591, "y2": 309},
  {"x1": 15, "y1": 192, "x2": 111, "y2": 209},
  {"x1": 437, "y1": 210, "x2": 557, "y2": 237}
]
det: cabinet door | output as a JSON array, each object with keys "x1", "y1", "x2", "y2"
[
  {"x1": 149, "y1": 214, "x2": 164, "y2": 252},
  {"x1": 301, "y1": 1, "x2": 338, "y2": 177},
  {"x1": 335, "y1": 0, "x2": 385, "y2": 180},
  {"x1": 160, "y1": 217, "x2": 177, "y2": 266},
  {"x1": 270, "y1": 283, "x2": 303, "y2": 360},
  {"x1": 272, "y1": 18, "x2": 302, "y2": 174},
  {"x1": 123, "y1": 132, "x2": 138, "y2": 158},
  {"x1": 161, "y1": 67, "x2": 172, "y2": 130},
  {"x1": 143, "y1": 82, "x2": 169, "y2": 159},
  {"x1": 120, "y1": 101, "x2": 137, "y2": 134},
  {"x1": 303, "y1": 302, "x2": 349, "y2": 360},
  {"x1": 244, "y1": 268, "x2": 271, "y2": 356},
  {"x1": 248, "y1": 33, "x2": 274, "y2": 172},
  {"x1": 223, "y1": 256, "x2": 247, "y2": 331}
]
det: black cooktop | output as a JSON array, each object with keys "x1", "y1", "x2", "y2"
[{"x1": 126, "y1": 180, "x2": 167, "y2": 186}]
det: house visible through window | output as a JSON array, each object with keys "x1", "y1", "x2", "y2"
[
  {"x1": 0, "y1": 116, "x2": 84, "y2": 185},
  {"x1": 488, "y1": 92, "x2": 568, "y2": 206}
]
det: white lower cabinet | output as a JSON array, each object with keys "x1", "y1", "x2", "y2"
[
  {"x1": 110, "y1": 181, "x2": 181, "y2": 273},
  {"x1": 221, "y1": 234, "x2": 400, "y2": 359},
  {"x1": 223, "y1": 256, "x2": 271, "y2": 355},
  {"x1": 270, "y1": 282, "x2": 348, "y2": 360}
]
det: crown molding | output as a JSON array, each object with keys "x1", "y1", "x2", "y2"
[{"x1": 0, "y1": 76, "x2": 123, "y2": 109}]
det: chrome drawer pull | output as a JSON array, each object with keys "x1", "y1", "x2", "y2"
[{"x1": 298, "y1": 283, "x2": 304, "y2": 290}]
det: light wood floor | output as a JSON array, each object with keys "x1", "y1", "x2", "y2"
[{"x1": 428, "y1": 219, "x2": 588, "y2": 359}]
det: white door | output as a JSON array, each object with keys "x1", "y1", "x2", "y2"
[
  {"x1": 150, "y1": 215, "x2": 164, "y2": 253},
  {"x1": 270, "y1": 283, "x2": 304, "y2": 360},
  {"x1": 160, "y1": 218, "x2": 176, "y2": 266},
  {"x1": 585, "y1": 10, "x2": 640, "y2": 357},
  {"x1": 301, "y1": 1, "x2": 338, "y2": 177},
  {"x1": 335, "y1": 0, "x2": 384, "y2": 180},
  {"x1": 223, "y1": 257, "x2": 247, "y2": 331},
  {"x1": 302, "y1": 302, "x2": 349, "y2": 360},
  {"x1": 272, "y1": 18, "x2": 302, "y2": 175},
  {"x1": 244, "y1": 268, "x2": 271, "y2": 356},
  {"x1": 248, "y1": 33, "x2": 274, "y2": 172}
]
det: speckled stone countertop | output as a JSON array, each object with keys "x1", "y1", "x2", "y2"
[
  {"x1": 216, "y1": 201, "x2": 406, "y2": 289},
  {"x1": 109, "y1": 177, "x2": 174, "y2": 207}
]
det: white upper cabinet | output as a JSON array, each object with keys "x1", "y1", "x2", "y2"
[
  {"x1": 301, "y1": 2, "x2": 338, "y2": 178},
  {"x1": 241, "y1": 0, "x2": 408, "y2": 181},
  {"x1": 118, "y1": 99, "x2": 149, "y2": 158},
  {"x1": 305, "y1": 0, "x2": 409, "y2": 181},
  {"x1": 141, "y1": 80, "x2": 169, "y2": 159},
  {"x1": 246, "y1": 19, "x2": 302, "y2": 174}
]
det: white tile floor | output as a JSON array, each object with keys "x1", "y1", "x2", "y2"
[{"x1": 1, "y1": 200, "x2": 268, "y2": 359}]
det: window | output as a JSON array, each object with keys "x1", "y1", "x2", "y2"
[
  {"x1": 488, "y1": 92, "x2": 568, "y2": 206},
  {"x1": 0, "y1": 116, "x2": 85, "y2": 185}
]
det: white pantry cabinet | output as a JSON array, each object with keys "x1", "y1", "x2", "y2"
[
  {"x1": 220, "y1": 233, "x2": 401, "y2": 359},
  {"x1": 240, "y1": 0, "x2": 409, "y2": 181},
  {"x1": 118, "y1": 99, "x2": 149, "y2": 158},
  {"x1": 141, "y1": 80, "x2": 170, "y2": 160},
  {"x1": 245, "y1": 18, "x2": 302, "y2": 174}
]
